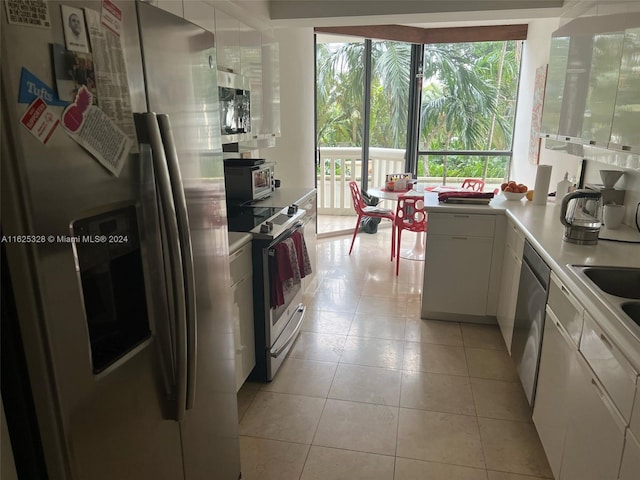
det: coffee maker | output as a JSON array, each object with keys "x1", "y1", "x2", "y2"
[{"x1": 584, "y1": 169, "x2": 626, "y2": 223}]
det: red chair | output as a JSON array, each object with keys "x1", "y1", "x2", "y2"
[
  {"x1": 394, "y1": 195, "x2": 427, "y2": 275},
  {"x1": 348, "y1": 181, "x2": 396, "y2": 260},
  {"x1": 461, "y1": 178, "x2": 485, "y2": 192}
]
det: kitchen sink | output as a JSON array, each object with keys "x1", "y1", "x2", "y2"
[
  {"x1": 622, "y1": 302, "x2": 640, "y2": 326},
  {"x1": 568, "y1": 265, "x2": 640, "y2": 334},
  {"x1": 582, "y1": 267, "x2": 640, "y2": 300}
]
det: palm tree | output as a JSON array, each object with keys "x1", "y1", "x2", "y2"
[{"x1": 316, "y1": 37, "x2": 520, "y2": 181}]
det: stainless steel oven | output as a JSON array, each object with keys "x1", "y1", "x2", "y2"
[
  {"x1": 250, "y1": 208, "x2": 309, "y2": 381},
  {"x1": 226, "y1": 202, "x2": 310, "y2": 381}
]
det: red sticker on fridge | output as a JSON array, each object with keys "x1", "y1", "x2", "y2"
[{"x1": 20, "y1": 97, "x2": 60, "y2": 145}]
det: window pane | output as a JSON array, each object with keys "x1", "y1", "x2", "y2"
[
  {"x1": 419, "y1": 41, "x2": 521, "y2": 151},
  {"x1": 316, "y1": 38, "x2": 365, "y2": 216},
  {"x1": 368, "y1": 40, "x2": 411, "y2": 187}
]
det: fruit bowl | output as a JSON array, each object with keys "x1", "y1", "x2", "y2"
[{"x1": 502, "y1": 191, "x2": 526, "y2": 201}]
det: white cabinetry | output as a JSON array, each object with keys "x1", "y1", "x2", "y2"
[
  {"x1": 496, "y1": 219, "x2": 524, "y2": 352},
  {"x1": 182, "y1": 0, "x2": 215, "y2": 33},
  {"x1": 422, "y1": 213, "x2": 504, "y2": 321},
  {"x1": 229, "y1": 240, "x2": 255, "y2": 391},
  {"x1": 153, "y1": 0, "x2": 183, "y2": 17},
  {"x1": 214, "y1": 9, "x2": 241, "y2": 74},
  {"x1": 623, "y1": 382, "x2": 640, "y2": 479},
  {"x1": 534, "y1": 276, "x2": 638, "y2": 480},
  {"x1": 610, "y1": 27, "x2": 640, "y2": 153},
  {"x1": 261, "y1": 31, "x2": 281, "y2": 138},
  {"x1": 580, "y1": 312, "x2": 638, "y2": 422},
  {"x1": 619, "y1": 428, "x2": 640, "y2": 480},
  {"x1": 532, "y1": 273, "x2": 583, "y2": 479},
  {"x1": 240, "y1": 23, "x2": 263, "y2": 138},
  {"x1": 559, "y1": 351, "x2": 626, "y2": 480}
]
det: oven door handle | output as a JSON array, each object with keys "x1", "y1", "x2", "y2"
[
  {"x1": 270, "y1": 304, "x2": 306, "y2": 358},
  {"x1": 270, "y1": 221, "x2": 304, "y2": 247}
]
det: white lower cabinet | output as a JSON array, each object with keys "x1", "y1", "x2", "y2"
[
  {"x1": 229, "y1": 242, "x2": 255, "y2": 392},
  {"x1": 619, "y1": 428, "x2": 640, "y2": 480},
  {"x1": 423, "y1": 234, "x2": 493, "y2": 315},
  {"x1": 532, "y1": 307, "x2": 578, "y2": 479},
  {"x1": 558, "y1": 352, "x2": 626, "y2": 480},
  {"x1": 422, "y1": 213, "x2": 502, "y2": 319},
  {"x1": 496, "y1": 219, "x2": 524, "y2": 351}
]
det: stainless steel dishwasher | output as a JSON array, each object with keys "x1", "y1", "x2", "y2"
[{"x1": 511, "y1": 240, "x2": 551, "y2": 406}]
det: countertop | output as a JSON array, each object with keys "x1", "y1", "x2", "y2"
[
  {"x1": 251, "y1": 187, "x2": 316, "y2": 208},
  {"x1": 424, "y1": 192, "x2": 640, "y2": 371}
]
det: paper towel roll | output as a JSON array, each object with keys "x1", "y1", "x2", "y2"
[{"x1": 533, "y1": 165, "x2": 552, "y2": 205}]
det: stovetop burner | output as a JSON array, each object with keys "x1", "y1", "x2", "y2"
[{"x1": 226, "y1": 205, "x2": 280, "y2": 232}]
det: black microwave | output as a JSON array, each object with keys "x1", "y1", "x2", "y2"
[{"x1": 217, "y1": 70, "x2": 251, "y2": 143}]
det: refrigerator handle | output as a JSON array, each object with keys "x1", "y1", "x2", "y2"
[
  {"x1": 134, "y1": 113, "x2": 188, "y2": 421},
  {"x1": 157, "y1": 114, "x2": 197, "y2": 412}
]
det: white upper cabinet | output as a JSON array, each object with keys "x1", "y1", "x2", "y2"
[
  {"x1": 609, "y1": 27, "x2": 640, "y2": 153},
  {"x1": 540, "y1": 36, "x2": 570, "y2": 138},
  {"x1": 215, "y1": 9, "x2": 241, "y2": 74},
  {"x1": 579, "y1": 30, "x2": 624, "y2": 146},
  {"x1": 153, "y1": 0, "x2": 183, "y2": 17},
  {"x1": 261, "y1": 30, "x2": 281, "y2": 138},
  {"x1": 182, "y1": 0, "x2": 215, "y2": 33},
  {"x1": 556, "y1": 33, "x2": 592, "y2": 143},
  {"x1": 240, "y1": 22, "x2": 263, "y2": 138},
  {"x1": 541, "y1": 13, "x2": 640, "y2": 155}
]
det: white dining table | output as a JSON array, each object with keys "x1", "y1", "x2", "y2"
[{"x1": 367, "y1": 187, "x2": 427, "y2": 261}]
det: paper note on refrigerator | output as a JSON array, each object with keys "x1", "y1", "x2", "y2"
[
  {"x1": 62, "y1": 86, "x2": 132, "y2": 177},
  {"x1": 20, "y1": 97, "x2": 60, "y2": 145},
  {"x1": 84, "y1": 8, "x2": 136, "y2": 143}
]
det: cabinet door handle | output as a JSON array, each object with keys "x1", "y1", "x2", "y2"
[
  {"x1": 453, "y1": 215, "x2": 470, "y2": 218},
  {"x1": 599, "y1": 332, "x2": 613, "y2": 352},
  {"x1": 229, "y1": 247, "x2": 245, "y2": 261},
  {"x1": 231, "y1": 275, "x2": 248, "y2": 290},
  {"x1": 451, "y1": 236, "x2": 468, "y2": 241}
]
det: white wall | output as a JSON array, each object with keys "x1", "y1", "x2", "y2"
[
  {"x1": 511, "y1": 17, "x2": 567, "y2": 188},
  {"x1": 260, "y1": 27, "x2": 316, "y2": 189}
]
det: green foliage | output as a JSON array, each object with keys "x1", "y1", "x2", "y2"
[{"x1": 316, "y1": 38, "x2": 521, "y2": 181}]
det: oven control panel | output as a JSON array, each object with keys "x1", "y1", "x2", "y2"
[{"x1": 251, "y1": 205, "x2": 306, "y2": 240}]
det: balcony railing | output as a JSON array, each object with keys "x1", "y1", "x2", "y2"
[{"x1": 317, "y1": 146, "x2": 505, "y2": 215}]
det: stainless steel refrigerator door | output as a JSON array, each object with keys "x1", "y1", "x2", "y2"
[
  {"x1": 136, "y1": 3, "x2": 240, "y2": 479},
  {"x1": 1, "y1": 1, "x2": 183, "y2": 478}
]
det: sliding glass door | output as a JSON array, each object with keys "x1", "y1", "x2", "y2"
[{"x1": 315, "y1": 33, "x2": 522, "y2": 233}]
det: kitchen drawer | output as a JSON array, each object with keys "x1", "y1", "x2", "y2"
[
  {"x1": 547, "y1": 273, "x2": 584, "y2": 346},
  {"x1": 631, "y1": 382, "x2": 640, "y2": 439},
  {"x1": 428, "y1": 213, "x2": 496, "y2": 237},
  {"x1": 559, "y1": 351, "x2": 627, "y2": 480},
  {"x1": 619, "y1": 427, "x2": 640, "y2": 480},
  {"x1": 229, "y1": 243, "x2": 252, "y2": 284},
  {"x1": 579, "y1": 312, "x2": 637, "y2": 422}
]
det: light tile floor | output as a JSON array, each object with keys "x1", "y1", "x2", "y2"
[{"x1": 237, "y1": 228, "x2": 553, "y2": 480}]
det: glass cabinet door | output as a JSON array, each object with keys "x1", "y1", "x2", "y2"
[
  {"x1": 609, "y1": 27, "x2": 640, "y2": 153},
  {"x1": 540, "y1": 36, "x2": 570, "y2": 138},
  {"x1": 580, "y1": 31, "x2": 625, "y2": 146}
]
